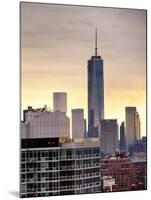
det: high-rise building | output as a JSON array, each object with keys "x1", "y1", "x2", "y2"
[
  {"x1": 72, "y1": 109, "x2": 85, "y2": 138},
  {"x1": 53, "y1": 92, "x2": 67, "y2": 113},
  {"x1": 20, "y1": 137, "x2": 101, "y2": 198},
  {"x1": 135, "y1": 111, "x2": 141, "y2": 140},
  {"x1": 87, "y1": 28, "x2": 104, "y2": 137},
  {"x1": 21, "y1": 107, "x2": 70, "y2": 139},
  {"x1": 119, "y1": 122, "x2": 126, "y2": 151},
  {"x1": 84, "y1": 119, "x2": 87, "y2": 138},
  {"x1": 100, "y1": 119, "x2": 118, "y2": 155},
  {"x1": 125, "y1": 107, "x2": 141, "y2": 150}
]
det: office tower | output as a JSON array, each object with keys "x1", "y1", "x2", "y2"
[
  {"x1": 142, "y1": 136, "x2": 147, "y2": 153},
  {"x1": 135, "y1": 112, "x2": 141, "y2": 140},
  {"x1": 87, "y1": 28, "x2": 104, "y2": 137},
  {"x1": 100, "y1": 119, "x2": 118, "y2": 155},
  {"x1": 84, "y1": 119, "x2": 87, "y2": 138},
  {"x1": 119, "y1": 122, "x2": 126, "y2": 151},
  {"x1": 21, "y1": 107, "x2": 70, "y2": 138},
  {"x1": 72, "y1": 109, "x2": 85, "y2": 138},
  {"x1": 20, "y1": 138, "x2": 101, "y2": 198},
  {"x1": 53, "y1": 92, "x2": 67, "y2": 113},
  {"x1": 125, "y1": 107, "x2": 141, "y2": 150}
]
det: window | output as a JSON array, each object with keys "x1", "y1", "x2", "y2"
[
  {"x1": 40, "y1": 162, "x2": 49, "y2": 168},
  {"x1": 21, "y1": 184, "x2": 26, "y2": 193}
]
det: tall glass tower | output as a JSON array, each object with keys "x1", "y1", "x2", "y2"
[{"x1": 87, "y1": 28, "x2": 104, "y2": 137}]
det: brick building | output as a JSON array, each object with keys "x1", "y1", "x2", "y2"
[{"x1": 101, "y1": 153, "x2": 137, "y2": 191}]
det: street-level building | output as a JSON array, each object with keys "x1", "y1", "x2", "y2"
[{"x1": 101, "y1": 156, "x2": 137, "y2": 191}]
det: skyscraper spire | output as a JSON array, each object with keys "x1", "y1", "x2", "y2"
[{"x1": 95, "y1": 27, "x2": 97, "y2": 56}]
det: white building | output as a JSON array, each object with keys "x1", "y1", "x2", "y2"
[
  {"x1": 102, "y1": 176, "x2": 116, "y2": 192},
  {"x1": 53, "y1": 92, "x2": 67, "y2": 113},
  {"x1": 21, "y1": 107, "x2": 70, "y2": 139},
  {"x1": 72, "y1": 109, "x2": 85, "y2": 138}
]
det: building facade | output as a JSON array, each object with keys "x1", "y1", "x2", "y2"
[
  {"x1": 101, "y1": 155, "x2": 137, "y2": 191},
  {"x1": 53, "y1": 92, "x2": 67, "y2": 113},
  {"x1": 21, "y1": 108, "x2": 70, "y2": 138},
  {"x1": 125, "y1": 107, "x2": 141, "y2": 150},
  {"x1": 87, "y1": 29, "x2": 104, "y2": 138},
  {"x1": 135, "y1": 111, "x2": 141, "y2": 140},
  {"x1": 100, "y1": 119, "x2": 118, "y2": 155},
  {"x1": 20, "y1": 138, "x2": 101, "y2": 198},
  {"x1": 72, "y1": 109, "x2": 85, "y2": 138},
  {"x1": 119, "y1": 122, "x2": 126, "y2": 151},
  {"x1": 132, "y1": 159, "x2": 147, "y2": 190}
]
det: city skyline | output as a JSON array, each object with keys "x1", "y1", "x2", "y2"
[{"x1": 21, "y1": 3, "x2": 146, "y2": 136}]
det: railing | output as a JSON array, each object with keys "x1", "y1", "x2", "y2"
[
  {"x1": 60, "y1": 154, "x2": 99, "y2": 160},
  {"x1": 21, "y1": 172, "x2": 101, "y2": 184},
  {"x1": 60, "y1": 172, "x2": 100, "y2": 180},
  {"x1": 75, "y1": 182, "x2": 101, "y2": 189},
  {"x1": 21, "y1": 181, "x2": 101, "y2": 194},
  {"x1": 76, "y1": 163, "x2": 100, "y2": 169},
  {"x1": 21, "y1": 154, "x2": 100, "y2": 163},
  {"x1": 60, "y1": 185, "x2": 75, "y2": 190},
  {"x1": 21, "y1": 163, "x2": 100, "y2": 174}
]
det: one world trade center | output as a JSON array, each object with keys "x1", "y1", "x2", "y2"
[{"x1": 87, "y1": 28, "x2": 104, "y2": 137}]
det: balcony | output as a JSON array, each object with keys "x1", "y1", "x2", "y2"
[
  {"x1": 27, "y1": 168, "x2": 37, "y2": 172},
  {"x1": 60, "y1": 185, "x2": 75, "y2": 191},
  {"x1": 76, "y1": 163, "x2": 100, "y2": 170},
  {"x1": 41, "y1": 157, "x2": 46, "y2": 161},
  {"x1": 75, "y1": 182, "x2": 101, "y2": 190},
  {"x1": 59, "y1": 154, "x2": 99, "y2": 161},
  {"x1": 59, "y1": 172, "x2": 101, "y2": 181},
  {"x1": 60, "y1": 175, "x2": 75, "y2": 180}
]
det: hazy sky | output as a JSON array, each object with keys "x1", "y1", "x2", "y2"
[{"x1": 21, "y1": 3, "x2": 146, "y2": 136}]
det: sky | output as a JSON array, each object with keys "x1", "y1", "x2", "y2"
[{"x1": 21, "y1": 2, "x2": 146, "y2": 136}]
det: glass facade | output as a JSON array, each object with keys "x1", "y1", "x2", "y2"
[
  {"x1": 88, "y1": 56, "x2": 104, "y2": 137},
  {"x1": 120, "y1": 122, "x2": 126, "y2": 151},
  {"x1": 20, "y1": 143, "x2": 101, "y2": 198}
]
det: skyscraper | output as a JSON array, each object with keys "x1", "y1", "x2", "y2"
[
  {"x1": 135, "y1": 111, "x2": 141, "y2": 140},
  {"x1": 100, "y1": 119, "x2": 118, "y2": 155},
  {"x1": 119, "y1": 121, "x2": 126, "y2": 151},
  {"x1": 125, "y1": 107, "x2": 141, "y2": 150},
  {"x1": 72, "y1": 109, "x2": 85, "y2": 138},
  {"x1": 87, "y1": 28, "x2": 104, "y2": 137},
  {"x1": 53, "y1": 92, "x2": 67, "y2": 113}
]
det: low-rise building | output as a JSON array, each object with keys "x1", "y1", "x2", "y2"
[{"x1": 101, "y1": 153, "x2": 137, "y2": 191}]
